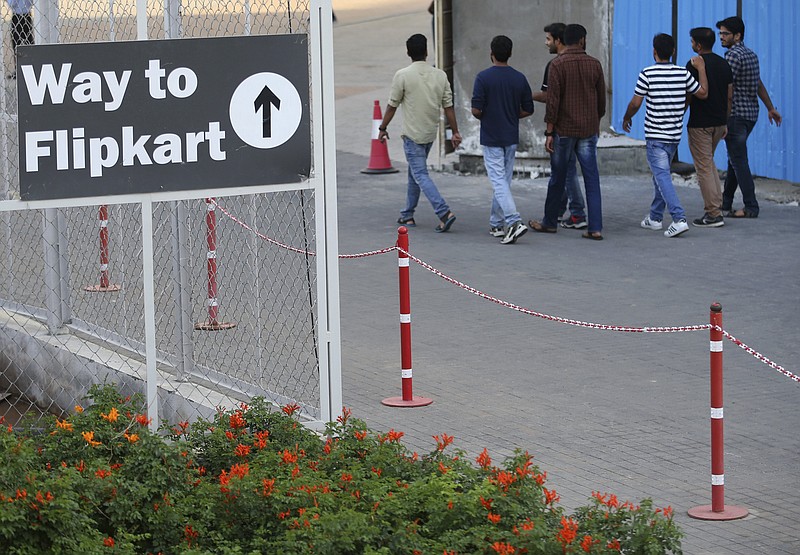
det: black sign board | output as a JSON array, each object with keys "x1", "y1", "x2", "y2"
[{"x1": 17, "y1": 35, "x2": 311, "y2": 200}]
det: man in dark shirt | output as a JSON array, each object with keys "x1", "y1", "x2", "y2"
[
  {"x1": 533, "y1": 22, "x2": 587, "y2": 229},
  {"x1": 686, "y1": 27, "x2": 733, "y2": 228},
  {"x1": 471, "y1": 35, "x2": 534, "y2": 245},
  {"x1": 716, "y1": 16, "x2": 782, "y2": 218},
  {"x1": 530, "y1": 24, "x2": 606, "y2": 240}
]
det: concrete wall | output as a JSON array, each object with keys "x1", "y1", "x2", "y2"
[{"x1": 452, "y1": 0, "x2": 613, "y2": 159}]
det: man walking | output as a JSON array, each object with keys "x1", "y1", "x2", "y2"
[
  {"x1": 530, "y1": 24, "x2": 605, "y2": 240},
  {"x1": 471, "y1": 35, "x2": 534, "y2": 244},
  {"x1": 716, "y1": 16, "x2": 782, "y2": 219},
  {"x1": 686, "y1": 27, "x2": 733, "y2": 228},
  {"x1": 533, "y1": 22, "x2": 587, "y2": 230},
  {"x1": 378, "y1": 34, "x2": 462, "y2": 232},
  {"x1": 622, "y1": 33, "x2": 708, "y2": 238}
]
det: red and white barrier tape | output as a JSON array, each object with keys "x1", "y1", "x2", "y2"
[
  {"x1": 718, "y1": 327, "x2": 800, "y2": 382},
  {"x1": 212, "y1": 200, "x2": 397, "y2": 259},
  {"x1": 211, "y1": 201, "x2": 797, "y2": 381}
]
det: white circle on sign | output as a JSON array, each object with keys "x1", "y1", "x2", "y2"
[{"x1": 229, "y1": 72, "x2": 302, "y2": 149}]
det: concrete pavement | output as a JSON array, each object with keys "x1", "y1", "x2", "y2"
[{"x1": 332, "y1": 4, "x2": 800, "y2": 554}]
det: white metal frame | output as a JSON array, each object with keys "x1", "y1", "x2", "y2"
[{"x1": 1, "y1": 0, "x2": 342, "y2": 432}]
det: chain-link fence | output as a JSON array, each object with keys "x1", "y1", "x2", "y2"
[{"x1": 0, "y1": 0, "x2": 337, "y2": 430}]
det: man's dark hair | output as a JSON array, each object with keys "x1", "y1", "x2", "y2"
[
  {"x1": 716, "y1": 16, "x2": 745, "y2": 40},
  {"x1": 653, "y1": 33, "x2": 675, "y2": 60},
  {"x1": 406, "y1": 33, "x2": 427, "y2": 61},
  {"x1": 563, "y1": 24, "x2": 587, "y2": 46},
  {"x1": 544, "y1": 22, "x2": 566, "y2": 44},
  {"x1": 491, "y1": 35, "x2": 513, "y2": 63},
  {"x1": 690, "y1": 27, "x2": 715, "y2": 50}
]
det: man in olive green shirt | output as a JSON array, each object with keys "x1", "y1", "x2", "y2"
[{"x1": 378, "y1": 34, "x2": 462, "y2": 233}]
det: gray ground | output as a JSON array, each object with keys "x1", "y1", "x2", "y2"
[{"x1": 332, "y1": 6, "x2": 800, "y2": 554}]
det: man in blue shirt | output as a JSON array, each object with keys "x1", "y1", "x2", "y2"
[
  {"x1": 471, "y1": 35, "x2": 534, "y2": 245},
  {"x1": 716, "y1": 16, "x2": 782, "y2": 219}
]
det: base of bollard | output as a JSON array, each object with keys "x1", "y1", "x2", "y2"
[
  {"x1": 361, "y1": 167, "x2": 399, "y2": 174},
  {"x1": 194, "y1": 321, "x2": 237, "y2": 331},
  {"x1": 381, "y1": 395, "x2": 433, "y2": 407},
  {"x1": 84, "y1": 284, "x2": 122, "y2": 292},
  {"x1": 687, "y1": 504, "x2": 749, "y2": 521}
]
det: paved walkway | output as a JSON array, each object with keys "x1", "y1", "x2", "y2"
[{"x1": 332, "y1": 3, "x2": 800, "y2": 554}]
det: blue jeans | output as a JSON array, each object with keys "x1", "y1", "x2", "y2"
[
  {"x1": 645, "y1": 140, "x2": 685, "y2": 222},
  {"x1": 556, "y1": 153, "x2": 586, "y2": 219},
  {"x1": 544, "y1": 134, "x2": 601, "y2": 232},
  {"x1": 722, "y1": 116, "x2": 758, "y2": 216},
  {"x1": 400, "y1": 137, "x2": 449, "y2": 220},
  {"x1": 483, "y1": 145, "x2": 521, "y2": 227}
]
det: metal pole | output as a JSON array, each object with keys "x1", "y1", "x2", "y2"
[
  {"x1": 194, "y1": 199, "x2": 235, "y2": 331},
  {"x1": 43, "y1": 209, "x2": 64, "y2": 334},
  {"x1": 688, "y1": 303, "x2": 748, "y2": 521},
  {"x1": 170, "y1": 201, "x2": 194, "y2": 381},
  {"x1": 141, "y1": 199, "x2": 159, "y2": 433},
  {"x1": 382, "y1": 227, "x2": 431, "y2": 408}
]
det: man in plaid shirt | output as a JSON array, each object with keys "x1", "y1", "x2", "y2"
[{"x1": 716, "y1": 16, "x2": 782, "y2": 219}]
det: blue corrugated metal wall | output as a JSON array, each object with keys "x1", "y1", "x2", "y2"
[{"x1": 612, "y1": 0, "x2": 798, "y2": 182}]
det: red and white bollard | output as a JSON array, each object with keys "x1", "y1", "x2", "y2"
[
  {"x1": 195, "y1": 198, "x2": 236, "y2": 331},
  {"x1": 382, "y1": 226, "x2": 432, "y2": 407},
  {"x1": 84, "y1": 204, "x2": 121, "y2": 292},
  {"x1": 688, "y1": 303, "x2": 748, "y2": 521}
]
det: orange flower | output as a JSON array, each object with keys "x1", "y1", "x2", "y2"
[
  {"x1": 581, "y1": 535, "x2": 598, "y2": 552},
  {"x1": 336, "y1": 406, "x2": 352, "y2": 425},
  {"x1": 476, "y1": 448, "x2": 492, "y2": 469},
  {"x1": 229, "y1": 412, "x2": 246, "y2": 429},
  {"x1": 234, "y1": 444, "x2": 251, "y2": 458},
  {"x1": 354, "y1": 430, "x2": 368, "y2": 441},
  {"x1": 135, "y1": 414, "x2": 151, "y2": 426},
  {"x1": 543, "y1": 487, "x2": 560, "y2": 505},
  {"x1": 520, "y1": 518, "x2": 535, "y2": 531},
  {"x1": 282, "y1": 403, "x2": 301, "y2": 416},
  {"x1": 607, "y1": 538, "x2": 621, "y2": 551},
  {"x1": 103, "y1": 537, "x2": 115, "y2": 548},
  {"x1": 557, "y1": 516, "x2": 579, "y2": 545},
  {"x1": 100, "y1": 407, "x2": 119, "y2": 422},
  {"x1": 55, "y1": 418, "x2": 73, "y2": 431},
  {"x1": 494, "y1": 470, "x2": 515, "y2": 491},
  {"x1": 261, "y1": 478, "x2": 275, "y2": 496},
  {"x1": 124, "y1": 433, "x2": 139, "y2": 443},
  {"x1": 281, "y1": 449, "x2": 298, "y2": 464},
  {"x1": 81, "y1": 431, "x2": 102, "y2": 447},
  {"x1": 432, "y1": 433, "x2": 454, "y2": 451},
  {"x1": 95, "y1": 469, "x2": 111, "y2": 479},
  {"x1": 487, "y1": 512, "x2": 501, "y2": 524},
  {"x1": 490, "y1": 542, "x2": 516, "y2": 554},
  {"x1": 74, "y1": 405, "x2": 84, "y2": 413},
  {"x1": 480, "y1": 496, "x2": 493, "y2": 510},
  {"x1": 438, "y1": 462, "x2": 449, "y2": 474},
  {"x1": 662, "y1": 505, "x2": 674, "y2": 518},
  {"x1": 228, "y1": 463, "x2": 248, "y2": 479}
]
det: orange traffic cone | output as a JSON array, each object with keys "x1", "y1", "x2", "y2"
[{"x1": 361, "y1": 100, "x2": 399, "y2": 174}]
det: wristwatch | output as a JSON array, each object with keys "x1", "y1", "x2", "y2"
[{"x1": 544, "y1": 130, "x2": 554, "y2": 137}]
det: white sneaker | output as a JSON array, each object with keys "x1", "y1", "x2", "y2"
[
  {"x1": 500, "y1": 221, "x2": 528, "y2": 244},
  {"x1": 641, "y1": 215, "x2": 663, "y2": 230},
  {"x1": 664, "y1": 220, "x2": 689, "y2": 238}
]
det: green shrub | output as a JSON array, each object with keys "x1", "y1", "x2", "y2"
[{"x1": 0, "y1": 385, "x2": 682, "y2": 554}]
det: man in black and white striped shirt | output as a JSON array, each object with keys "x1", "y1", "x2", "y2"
[{"x1": 622, "y1": 33, "x2": 708, "y2": 238}]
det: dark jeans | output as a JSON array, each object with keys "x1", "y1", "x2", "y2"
[{"x1": 722, "y1": 116, "x2": 758, "y2": 216}]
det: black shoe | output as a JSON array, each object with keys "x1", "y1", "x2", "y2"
[{"x1": 692, "y1": 214, "x2": 724, "y2": 228}]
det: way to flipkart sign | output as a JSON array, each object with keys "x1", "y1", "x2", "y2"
[{"x1": 16, "y1": 34, "x2": 310, "y2": 201}]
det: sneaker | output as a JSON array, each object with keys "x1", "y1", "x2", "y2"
[
  {"x1": 664, "y1": 220, "x2": 689, "y2": 238},
  {"x1": 640, "y1": 215, "x2": 663, "y2": 230},
  {"x1": 692, "y1": 214, "x2": 725, "y2": 228},
  {"x1": 560, "y1": 215, "x2": 588, "y2": 229},
  {"x1": 489, "y1": 226, "x2": 505, "y2": 237},
  {"x1": 500, "y1": 221, "x2": 528, "y2": 244}
]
